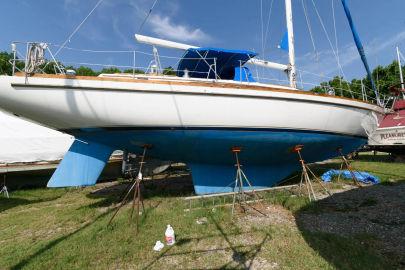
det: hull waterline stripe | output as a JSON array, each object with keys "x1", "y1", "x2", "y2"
[{"x1": 60, "y1": 126, "x2": 368, "y2": 140}]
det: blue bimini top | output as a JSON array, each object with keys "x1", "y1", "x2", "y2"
[{"x1": 176, "y1": 47, "x2": 257, "y2": 80}]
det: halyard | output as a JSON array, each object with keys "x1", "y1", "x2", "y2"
[{"x1": 0, "y1": 153, "x2": 404, "y2": 270}]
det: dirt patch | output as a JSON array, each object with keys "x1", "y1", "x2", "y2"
[{"x1": 236, "y1": 203, "x2": 296, "y2": 230}]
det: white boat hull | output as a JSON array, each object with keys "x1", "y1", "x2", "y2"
[{"x1": 0, "y1": 75, "x2": 381, "y2": 136}]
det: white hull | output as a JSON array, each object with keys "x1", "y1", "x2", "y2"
[
  {"x1": 0, "y1": 74, "x2": 382, "y2": 138},
  {"x1": 368, "y1": 126, "x2": 405, "y2": 146}
]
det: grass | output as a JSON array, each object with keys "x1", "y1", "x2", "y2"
[
  {"x1": 0, "y1": 152, "x2": 403, "y2": 269},
  {"x1": 347, "y1": 152, "x2": 405, "y2": 181}
]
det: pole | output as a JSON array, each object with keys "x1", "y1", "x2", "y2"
[
  {"x1": 11, "y1": 43, "x2": 16, "y2": 76},
  {"x1": 133, "y1": 51, "x2": 136, "y2": 78},
  {"x1": 285, "y1": 0, "x2": 297, "y2": 89},
  {"x1": 396, "y1": 46, "x2": 404, "y2": 91},
  {"x1": 341, "y1": 0, "x2": 381, "y2": 106}
]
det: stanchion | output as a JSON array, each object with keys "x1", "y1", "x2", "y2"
[
  {"x1": 293, "y1": 145, "x2": 332, "y2": 201},
  {"x1": 108, "y1": 144, "x2": 152, "y2": 233}
]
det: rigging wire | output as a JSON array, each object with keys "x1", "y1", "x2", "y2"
[
  {"x1": 255, "y1": 0, "x2": 277, "y2": 82},
  {"x1": 310, "y1": 0, "x2": 353, "y2": 95},
  {"x1": 310, "y1": 0, "x2": 346, "y2": 78},
  {"x1": 55, "y1": 0, "x2": 104, "y2": 57},
  {"x1": 257, "y1": 0, "x2": 265, "y2": 81},
  {"x1": 332, "y1": 0, "x2": 345, "y2": 96},
  {"x1": 301, "y1": 0, "x2": 325, "y2": 92},
  {"x1": 138, "y1": 0, "x2": 159, "y2": 33},
  {"x1": 263, "y1": 0, "x2": 275, "y2": 57},
  {"x1": 297, "y1": 68, "x2": 374, "y2": 92},
  {"x1": 399, "y1": 50, "x2": 405, "y2": 63},
  {"x1": 331, "y1": 0, "x2": 341, "y2": 75},
  {"x1": 260, "y1": 0, "x2": 265, "y2": 58},
  {"x1": 301, "y1": 0, "x2": 318, "y2": 61}
]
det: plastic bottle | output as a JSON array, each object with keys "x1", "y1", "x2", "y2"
[{"x1": 165, "y1": 224, "x2": 175, "y2": 245}]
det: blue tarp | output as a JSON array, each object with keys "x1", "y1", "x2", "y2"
[
  {"x1": 321, "y1": 169, "x2": 380, "y2": 184},
  {"x1": 176, "y1": 47, "x2": 257, "y2": 80}
]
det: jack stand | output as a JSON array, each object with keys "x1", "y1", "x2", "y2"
[
  {"x1": 337, "y1": 147, "x2": 361, "y2": 187},
  {"x1": 108, "y1": 144, "x2": 152, "y2": 233},
  {"x1": 0, "y1": 175, "x2": 9, "y2": 198},
  {"x1": 293, "y1": 145, "x2": 332, "y2": 202},
  {"x1": 230, "y1": 147, "x2": 264, "y2": 216}
]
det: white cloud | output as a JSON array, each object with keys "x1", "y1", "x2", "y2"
[
  {"x1": 112, "y1": 17, "x2": 135, "y2": 49},
  {"x1": 62, "y1": 0, "x2": 211, "y2": 47},
  {"x1": 298, "y1": 29, "x2": 405, "y2": 79},
  {"x1": 63, "y1": 0, "x2": 80, "y2": 12},
  {"x1": 366, "y1": 30, "x2": 405, "y2": 56},
  {"x1": 147, "y1": 14, "x2": 211, "y2": 44}
]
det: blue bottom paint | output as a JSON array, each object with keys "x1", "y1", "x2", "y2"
[
  {"x1": 47, "y1": 139, "x2": 114, "y2": 187},
  {"x1": 188, "y1": 163, "x2": 297, "y2": 194},
  {"x1": 58, "y1": 128, "x2": 366, "y2": 194}
]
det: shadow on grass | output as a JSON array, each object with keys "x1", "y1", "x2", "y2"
[
  {"x1": 141, "y1": 212, "x2": 270, "y2": 270},
  {"x1": 295, "y1": 180, "x2": 405, "y2": 270},
  {"x1": 0, "y1": 194, "x2": 62, "y2": 213},
  {"x1": 354, "y1": 153, "x2": 394, "y2": 163},
  {"x1": 10, "y1": 209, "x2": 113, "y2": 270},
  {"x1": 85, "y1": 174, "x2": 194, "y2": 209}
]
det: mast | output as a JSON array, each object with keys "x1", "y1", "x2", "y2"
[
  {"x1": 285, "y1": 0, "x2": 297, "y2": 89},
  {"x1": 341, "y1": 0, "x2": 381, "y2": 106},
  {"x1": 396, "y1": 46, "x2": 404, "y2": 90}
]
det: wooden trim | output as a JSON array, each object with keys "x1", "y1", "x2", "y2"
[{"x1": 15, "y1": 72, "x2": 377, "y2": 106}]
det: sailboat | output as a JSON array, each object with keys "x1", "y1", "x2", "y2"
[
  {"x1": 0, "y1": 0, "x2": 383, "y2": 194},
  {"x1": 368, "y1": 46, "x2": 405, "y2": 157}
]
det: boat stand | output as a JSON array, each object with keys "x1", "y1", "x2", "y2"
[
  {"x1": 108, "y1": 144, "x2": 152, "y2": 233},
  {"x1": 293, "y1": 145, "x2": 332, "y2": 201},
  {"x1": 0, "y1": 175, "x2": 9, "y2": 198},
  {"x1": 230, "y1": 147, "x2": 264, "y2": 216},
  {"x1": 337, "y1": 147, "x2": 361, "y2": 187}
]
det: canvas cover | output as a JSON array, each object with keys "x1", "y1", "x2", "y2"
[
  {"x1": 0, "y1": 111, "x2": 73, "y2": 164},
  {"x1": 176, "y1": 47, "x2": 257, "y2": 80}
]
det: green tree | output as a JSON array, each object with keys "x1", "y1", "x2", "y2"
[
  {"x1": 39, "y1": 61, "x2": 65, "y2": 74},
  {"x1": 163, "y1": 66, "x2": 176, "y2": 76},
  {"x1": 100, "y1": 67, "x2": 121, "y2": 74},
  {"x1": 311, "y1": 76, "x2": 353, "y2": 98},
  {"x1": 75, "y1": 66, "x2": 98, "y2": 76},
  {"x1": 0, "y1": 52, "x2": 24, "y2": 75},
  {"x1": 311, "y1": 60, "x2": 405, "y2": 103},
  {"x1": 123, "y1": 68, "x2": 145, "y2": 74}
]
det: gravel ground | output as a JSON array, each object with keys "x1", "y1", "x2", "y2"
[{"x1": 296, "y1": 181, "x2": 405, "y2": 265}]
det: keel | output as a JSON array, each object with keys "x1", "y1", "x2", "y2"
[{"x1": 47, "y1": 139, "x2": 114, "y2": 187}]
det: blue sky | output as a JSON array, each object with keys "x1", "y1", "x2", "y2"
[{"x1": 1, "y1": 0, "x2": 405, "y2": 88}]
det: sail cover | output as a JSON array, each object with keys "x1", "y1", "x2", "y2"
[{"x1": 176, "y1": 47, "x2": 257, "y2": 80}]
